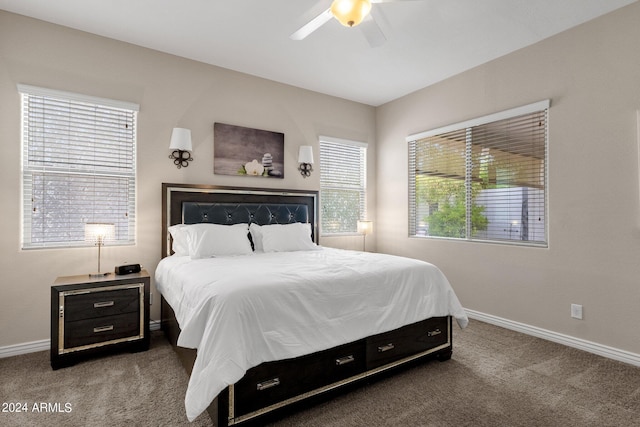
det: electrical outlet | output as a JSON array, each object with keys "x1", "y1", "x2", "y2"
[
  {"x1": 571, "y1": 304, "x2": 583, "y2": 319},
  {"x1": 150, "y1": 293, "x2": 154, "y2": 305}
]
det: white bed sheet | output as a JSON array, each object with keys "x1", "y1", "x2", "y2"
[{"x1": 155, "y1": 247, "x2": 468, "y2": 421}]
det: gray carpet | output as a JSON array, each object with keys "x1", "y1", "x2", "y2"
[
  {"x1": 2, "y1": 320, "x2": 640, "y2": 426},
  {"x1": 0, "y1": 331, "x2": 212, "y2": 427}
]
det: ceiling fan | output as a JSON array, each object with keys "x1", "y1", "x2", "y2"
[{"x1": 290, "y1": 0, "x2": 422, "y2": 47}]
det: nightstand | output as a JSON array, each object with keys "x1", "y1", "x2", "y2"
[{"x1": 50, "y1": 270, "x2": 150, "y2": 370}]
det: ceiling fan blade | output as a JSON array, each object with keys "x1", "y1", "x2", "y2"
[
  {"x1": 290, "y1": 8, "x2": 333, "y2": 41},
  {"x1": 360, "y1": 14, "x2": 387, "y2": 47}
]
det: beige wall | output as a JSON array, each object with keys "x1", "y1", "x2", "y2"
[
  {"x1": 376, "y1": 2, "x2": 640, "y2": 353},
  {"x1": 0, "y1": 11, "x2": 376, "y2": 347},
  {"x1": 3, "y1": 2, "x2": 640, "y2": 357}
]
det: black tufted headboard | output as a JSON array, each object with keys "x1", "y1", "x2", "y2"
[
  {"x1": 161, "y1": 183, "x2": 319, "y2": 257},
  {"x1": 182, "y1": 203, "x2": 309, "y2": 226}
]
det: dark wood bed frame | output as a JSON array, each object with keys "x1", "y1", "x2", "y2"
[{"x1": 160, "y1": 183, "x2": 453, "y2": 426}]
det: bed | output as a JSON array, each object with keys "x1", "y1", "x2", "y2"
[{"x1": 157, "y1": 183, "x2": 468, "y2": 425}]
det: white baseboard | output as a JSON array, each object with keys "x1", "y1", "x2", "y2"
[
  {"x1": 149, "y1": 319, "x2": 161, "y2": 331},
  {"x1": 0, "y1": 339, "x2": 50, "y2": 359},
  {"x1": 0, "y1": 320, "x2": 162, "y2": 359},
  {"x1": 465, "y1": 308, "x2": 640, "y2": 367}
]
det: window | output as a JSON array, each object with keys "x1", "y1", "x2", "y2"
[
  {"x1": 408, "y1": 100, "x2": 548, "y2": 246},
  {"x1": 19, "y1": 85, "x2": 138, "y2": 249},
  {"x1": 319, "y1": 136, "x2": 367, "y2": 234}
]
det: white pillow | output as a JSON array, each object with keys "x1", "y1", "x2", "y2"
[
  {"x1": 258, "y1": 223, "x2": 318, "y2": 253},
  {"x1": 168, "y1": 224, "x2": 189, "y2": 256},
  {"x1": 181, "y1": 223, "x2": 252, "y2": 259}
]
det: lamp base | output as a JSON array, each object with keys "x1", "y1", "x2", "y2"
[{"x1": 89, "y1": 272, "x2": 110, "y2": 278}]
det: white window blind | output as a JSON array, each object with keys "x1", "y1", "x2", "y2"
[
  {"x1": 408, "y1": 100, "x2": 548, "y2": 246},
  {"x1": 319, "y1": 137, "x2": 367, "y2": 234},
  {"x1": 19, "y1": 85, "x2": 138, "y2": 249}
]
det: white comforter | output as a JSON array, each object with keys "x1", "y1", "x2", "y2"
[{"x1": 155, "y1": 247, "x2": 468, "y2": 421}]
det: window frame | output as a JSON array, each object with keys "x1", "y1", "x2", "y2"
[
  {"x1": 319, "y1": 136, "x2": 368, "y2": 236},
  {"x1": 407, "y1": 100, "x2": 549, "y2": 247},
  {"x1": 19, "y1": 84, "x2": 139, "y2": 250}
]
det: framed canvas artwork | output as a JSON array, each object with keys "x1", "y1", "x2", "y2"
[{"x1": 214, "y1": 122, "x2": 284, "y2": 178}]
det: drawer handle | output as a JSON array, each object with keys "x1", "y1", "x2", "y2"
[
  {"x1": 94, "y1": 301, "x2": 115, "y2": 308},
  {"x1": 428, "y1": 329, "x2": 442, "y2": 337},
  {"x1": 93, "y1": 325, "x2": 114, "y2": 333},
  {"x1": 378, "y1": 343, "x2": 395, "y2": 353},
  {"x1": 256, "y1": 378, "x2": 280, "y2": 391},
  {"x1": 335, "y1": 355, "x2": 355, "y2": 366}
]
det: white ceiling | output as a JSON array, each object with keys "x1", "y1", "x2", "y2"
[{"x1": 1, "y1": 0, "x2": 636, "y2": 106}]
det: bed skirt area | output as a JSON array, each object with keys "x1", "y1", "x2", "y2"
[{"x1": 161, "y1": 297, "x2": 453, "y2": 426}]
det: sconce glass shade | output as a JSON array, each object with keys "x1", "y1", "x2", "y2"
[
  {"x1": 357, "y1": 220, "x2": 373, "y2": 235},
  {"x1": 85, "y1": 222, "x2": 115, "y2": 277},
  {"x1": 298, "y1": 146, "x2": 314, "y2": 164},
  {"x1": 169, "y1": 128, "x2": 193, "y2": 151},
  {"x1": 331, "y1": 0, "x2": 372, "y2": 27}
]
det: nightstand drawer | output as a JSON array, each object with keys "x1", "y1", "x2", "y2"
[
  {"x1": 64, "y1": 288, "x2": 140, "y2": 322},
  {"x1": 64, "y1": 311, "x2": 141, "y2": 349}
]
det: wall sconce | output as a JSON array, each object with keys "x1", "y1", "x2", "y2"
[
  {"x1": 298, "y1": 145, "x2": 314, "y2": 178},
  {"x1": 357, "y1": 220, "x2": 373, "y2": 251},
  {"x1": 169, "y1": 127, "x2": 193, "y2": 169},
  {"x1": 85, "y1": 222, "x2": 115, "y2": 277}
]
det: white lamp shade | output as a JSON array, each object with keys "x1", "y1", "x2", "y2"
[
  {"x1": 357, "y1": 220, "x2": 373, "y2": 235},
  {"x1": 85, "y1": 223, "x2": 115, "y2": 243},
  {"x1": 298, "y1": 145, "x2": 314, "y2": 164},
  {"x1": 170, "y1": 128, "x2": 193, "y2": 151}
]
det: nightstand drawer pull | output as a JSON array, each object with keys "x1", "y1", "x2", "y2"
[
  {"x1": 378, "y1": 343, "x2": 395, "y2": 353},
  {"x1": 93, "y1": 301, "x2": 115, "y2": 308},
  {"x1": 428, "y1": 328, "x2": 442, "y2": 337},
  {"x1": 256, "y1": 378, "x2": 280, "y2": 391},
  {"x1": 93, "y1": 325, "x2": 114, "y2": 333},
  {"x1": 335, "y1": 355, "x2": 355, "y2": 365}
]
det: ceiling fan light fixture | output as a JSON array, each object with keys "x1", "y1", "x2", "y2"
[{"x1": 330, "y1": 0, "x2": 372, "y2": 28}]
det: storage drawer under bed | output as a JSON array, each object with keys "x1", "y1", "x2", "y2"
[
  {"x1": 230, "y1": 316, "x2": 451, "y2": 421},
  {"x1": 365, "y1": 316, "x2": 449, "y2": 370},
  {"x1": 233, "y1": 340, "x2": 365, "y2": 417}
]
